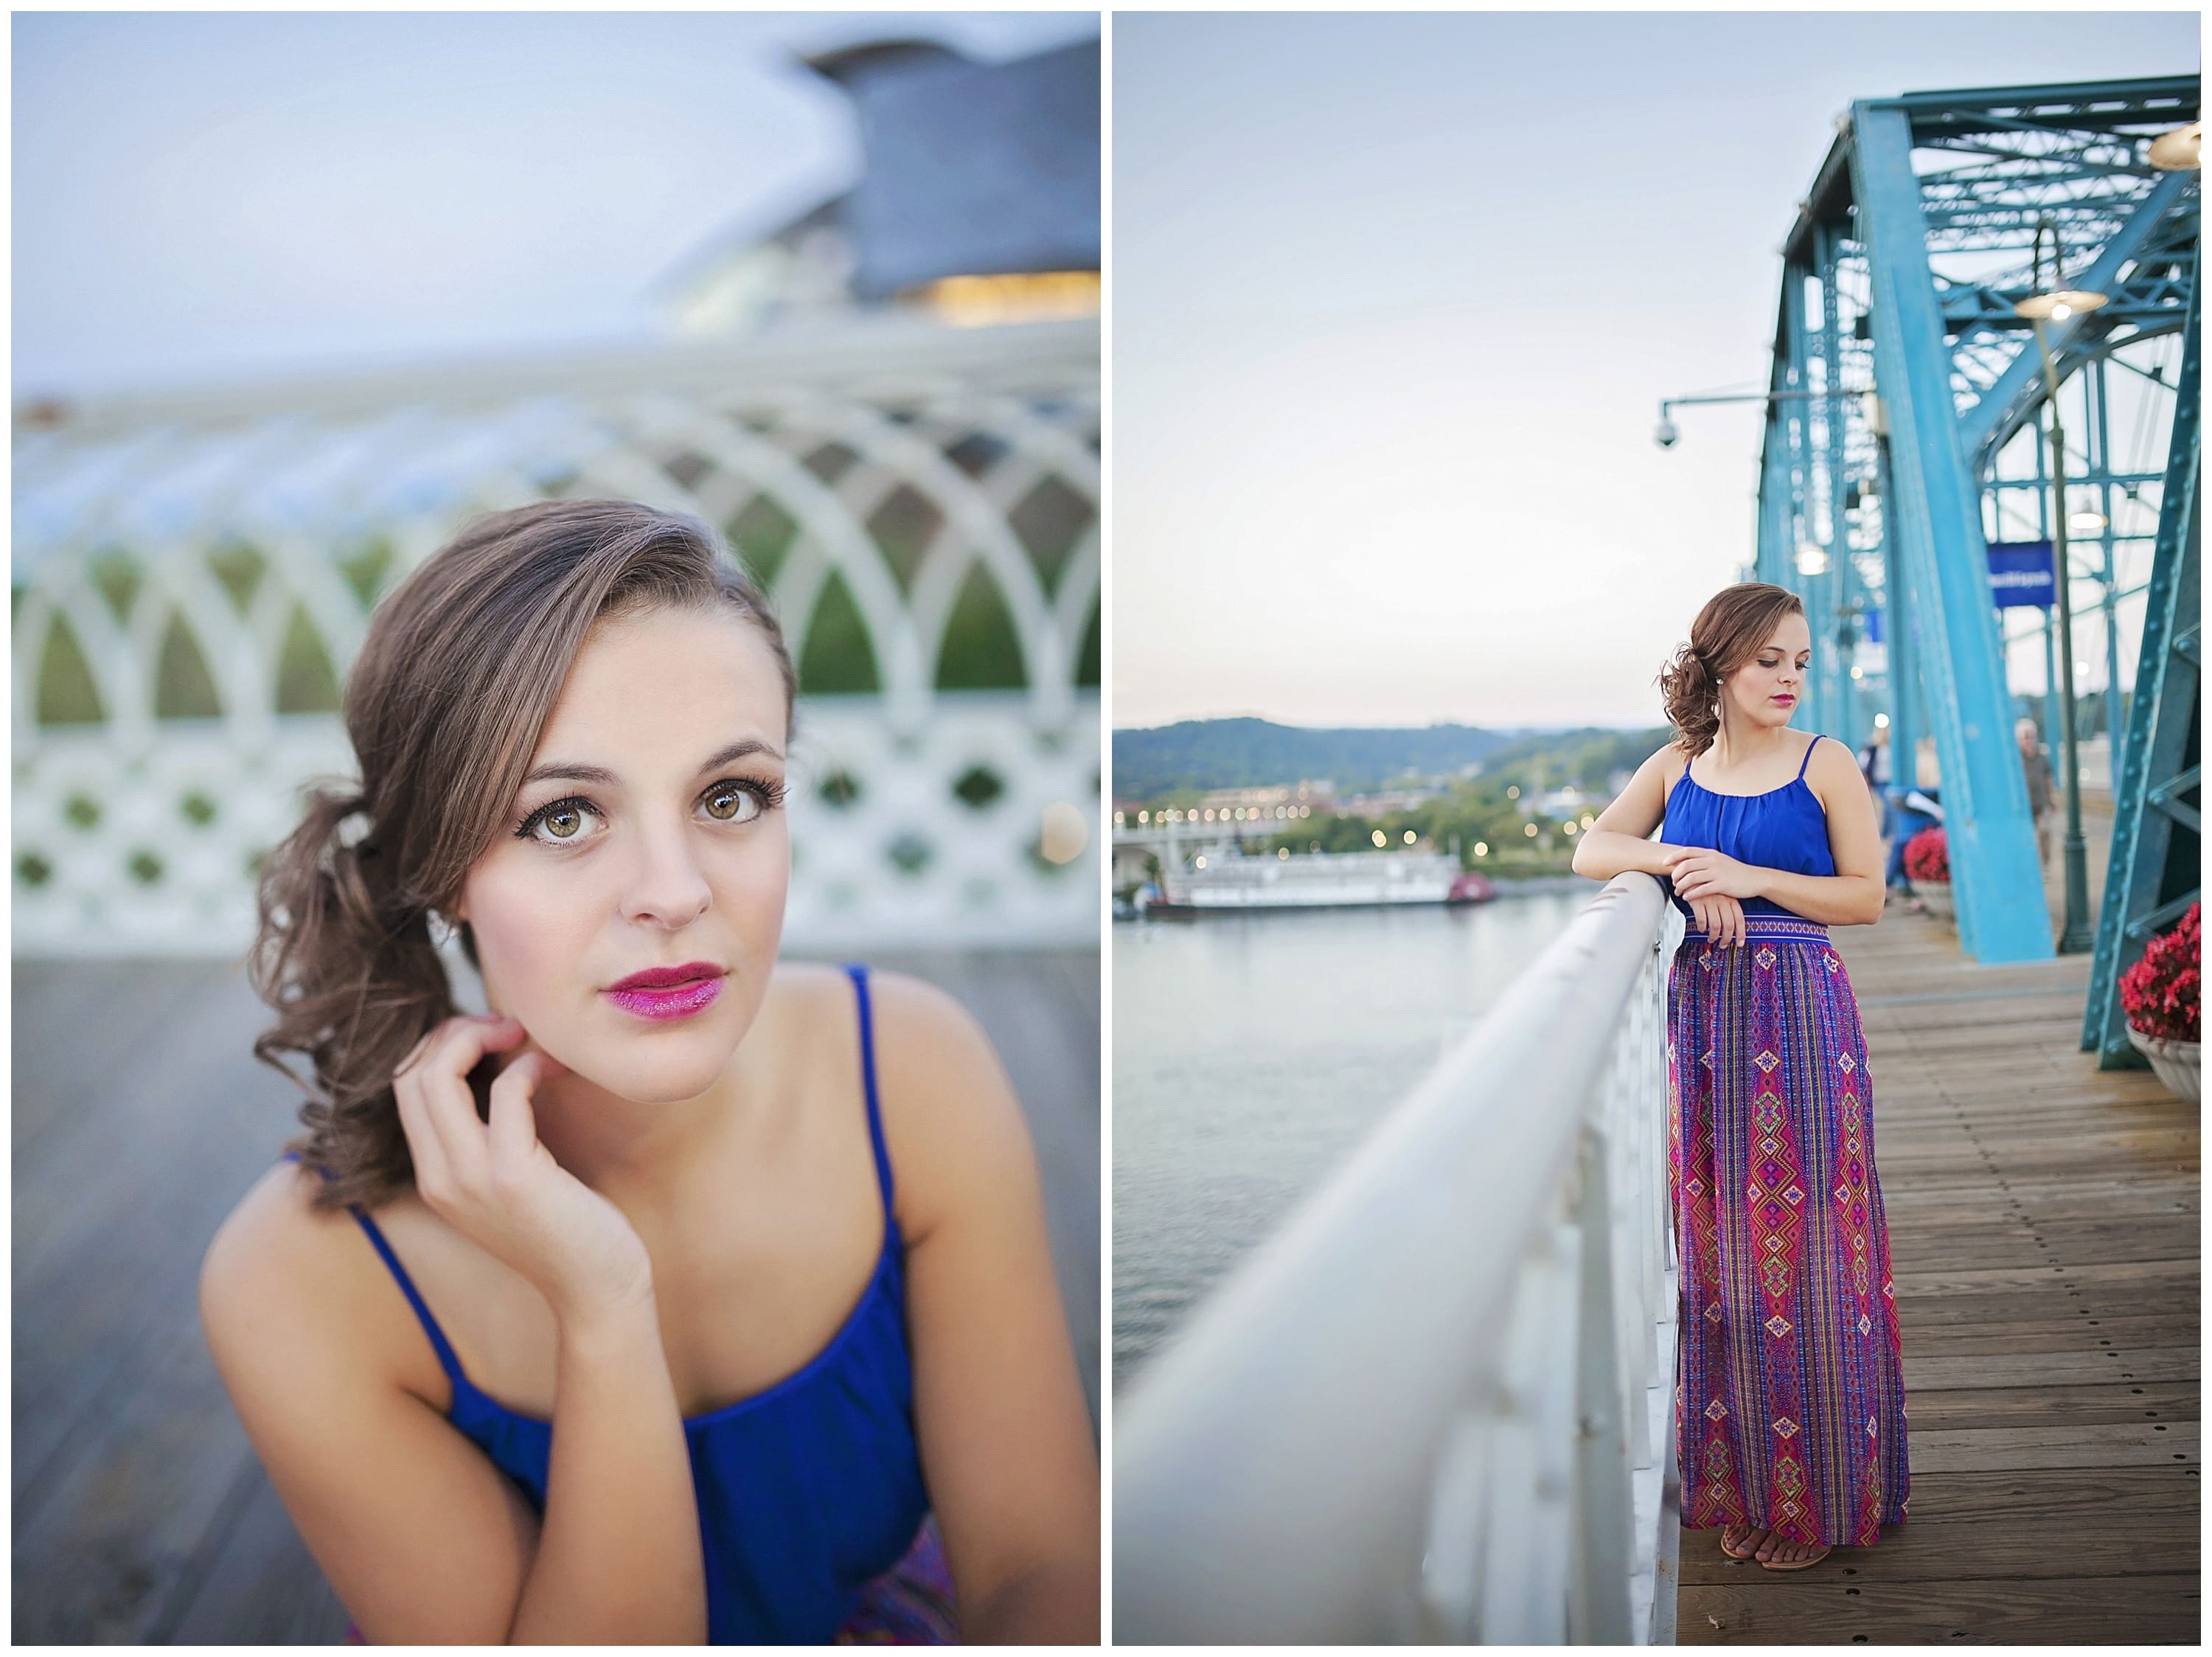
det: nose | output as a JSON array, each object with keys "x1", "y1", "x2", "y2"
[{"x1": 619, "y1": 821, "x2": 712, "y2": 930}]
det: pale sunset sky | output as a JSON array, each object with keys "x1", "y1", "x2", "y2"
[{"x1": 1113, "y1": 9, "x2": 2198, "y2": 730}]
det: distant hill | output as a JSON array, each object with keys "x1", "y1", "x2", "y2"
[{"x1": 1111, "y1": 717, "x2": 1673, "y2": 799}]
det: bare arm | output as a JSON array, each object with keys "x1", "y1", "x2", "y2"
[
  {"x1": 201, "y1": 1166, "x2": 707, "y2": 1643},
  {"x1": 515, "y1": 1293, "x2": 704, "y2": 1642},
  {"x1": 1570, "y1": 745, "x2": 1690, "y2": 883},
  {"x1": 1574, "y1": 743, "x2": 1755, "y2": 946},
  {"x1": 872, "y1": 973, "x2": 1101, "y2": 1644}
]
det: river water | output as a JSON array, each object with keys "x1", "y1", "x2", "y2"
[{"x1": 1112, "y1": 887, "x2": 1591, "y2": 1389}]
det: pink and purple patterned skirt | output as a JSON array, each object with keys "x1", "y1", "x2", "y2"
[{"x1": 1667, "y1": 914, "x2": 1910, "y2": 1548}]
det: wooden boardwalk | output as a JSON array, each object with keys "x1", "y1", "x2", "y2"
[
  {"x1": 1679, "y1": 802, "x2": 2199, "y2": 1644},
  {"x1": 12, "y1": 949, "x2": 1099, "y2": 1644}
]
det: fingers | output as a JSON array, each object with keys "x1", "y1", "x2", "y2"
[
  {"x1": 395, "y1": 1015, "x2": 526, "y2": 1202},
  {"x1": 487, "y1": 1047, "x2": 566, "y2": 1176}
]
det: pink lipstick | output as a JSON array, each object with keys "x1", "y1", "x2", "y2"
[{"x1": 604, "y1": 962, "x2": 725, "y2": 1021}]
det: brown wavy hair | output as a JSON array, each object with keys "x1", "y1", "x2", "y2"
[
  {"x1": 251, "y1": 499, "x2": 796, "y2": 1212},
  {"x1": 1656, "y1": 581, "x2": 1806, "y2": 758}
]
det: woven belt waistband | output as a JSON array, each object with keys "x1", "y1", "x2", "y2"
[{"x1": 1680, "y1": 914, "x2": 1831, "y2": 944}]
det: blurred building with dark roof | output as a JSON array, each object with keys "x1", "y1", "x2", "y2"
[{"x1": 657, "y1": 35, "x2": 1100, "y2": 335}]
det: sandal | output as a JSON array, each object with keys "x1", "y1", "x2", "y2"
[
  {"x1": 1719, "y1": 1521, "x2": 1765, "y2": 1560},
  {"x1": 1758, "y1": 1540, "x2": 1832, "y2": 1571}
]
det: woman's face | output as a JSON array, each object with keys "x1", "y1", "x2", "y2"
[
  {"x1": 456, "y1": 603, "x2": 792, "y2": 1105},
  {"x1": 1722, "y1": 611, "x2": 1811, "y2": 731}
]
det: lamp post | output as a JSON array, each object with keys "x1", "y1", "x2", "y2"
[{"x1": 2014, "y1": 218, "x2": 2107, "y2": 953}]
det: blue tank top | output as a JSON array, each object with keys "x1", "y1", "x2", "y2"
[
  {"x1": 289, "y1": 964, "x2": 928, "y2": 1643},
  {"x1": 1660, "y1": 734, "x2": 1837, "y2": 920}
]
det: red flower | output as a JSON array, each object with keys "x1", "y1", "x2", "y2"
[
  {"x1": 1903, "y1": 827, "x2": 1949, "y2": 884},
  {"x1": 2121, "y1": 904, "x2": 2201, "y2": 1043}
]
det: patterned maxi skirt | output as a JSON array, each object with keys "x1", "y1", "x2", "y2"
[{"x1": 1667, "y1": 914, "x2": 1910, "y2": 1547}]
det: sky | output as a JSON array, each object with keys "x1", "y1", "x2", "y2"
[
  {"x1": 13, "y1": 10, "x2": 1100, "y2": 399},
  {"x1": 1113, "y1": 10, "x2": 2199, "y2": 731}
]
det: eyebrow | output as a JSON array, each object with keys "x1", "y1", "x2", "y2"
[{"x1": 521, "y1": 738, "x2": 784, "y2": 789}]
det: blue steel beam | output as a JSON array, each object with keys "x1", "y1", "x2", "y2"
[
  {"x1": 2084, "y1": 296, "x2": 2200, "y2": 1066},
  {"x1": 1849, "y1": 100, "x2": 2052, "y2": 962},
  {"x1": 1961, "y1": 171, "x2": 2198, "y2": 469}
]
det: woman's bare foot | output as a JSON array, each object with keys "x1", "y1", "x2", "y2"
[
  {"x1": 1719, "y1": 1521, "x2": 1769, "y2": 1559},
  {"x1": 1753, "y1": 1531, "x2": 1832, "y2": 1570}
]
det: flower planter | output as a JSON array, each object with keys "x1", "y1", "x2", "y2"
[
  {"x1": 1915, "y1": 881, "x2": 1954, "y2": 924},
  {"x1": 2127, "y1": 1026, "x2": 2201, "y2": 1103}
]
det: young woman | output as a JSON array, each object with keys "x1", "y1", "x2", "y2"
[
  {"x1": 1572, "y1": 582, "x2": 1909, "y2": 1573},
  {"x1": 199, "y1": 500, "x2": 1100, "y2": 1642}
]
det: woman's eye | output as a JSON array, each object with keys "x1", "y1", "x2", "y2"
[
  {"x1": 520, "y1": 799, "x2": 599, "y2": 844},
  {"x1": 703, "y1": 784, "x2": 756, "y2": 823}
]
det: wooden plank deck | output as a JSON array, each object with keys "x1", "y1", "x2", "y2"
[
  {"x1": 11, "y1": 949, "x2": 1099, "y2": 1644},
  {"x1": 1679, "y1": 797, "x2": 2200, "y2": 1644}
]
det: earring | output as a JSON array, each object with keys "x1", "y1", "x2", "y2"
[{"x1": 426, "y1": 910, "x2": 456, "y2": 948}]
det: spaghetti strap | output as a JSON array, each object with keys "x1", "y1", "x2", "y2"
[
  {"x1": 1796, "y1": 733, "x2": 1823, "y2": 782},
  {"x1": 844, "y1": 964, "x2": 896, "y2": 1212},
  {"x1": 283, "y1": 1150, "x2": 465, "y2": 1383}
]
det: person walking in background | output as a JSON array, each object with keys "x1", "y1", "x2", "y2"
[
  {"x1": 2017, "y1": 717, "x2": 2056, "y2": 869},
  {"x1": 1573, "y1": 582, "x2": 1909, "y2": 1573},
  {"x1": 1884, "y1": 737, "x2": 1942, "y2": 909},
  {"x1": 1857, "y1": 724, "x2": 1892, "y2": 844}
]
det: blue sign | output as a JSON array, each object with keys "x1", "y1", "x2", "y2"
[
  {"x1": 1987, "y1": 540, "x2": 2056, "y2": 608},
  {"x1": 1866, "y1": 607, "x2": 1883, "y2": 645}
]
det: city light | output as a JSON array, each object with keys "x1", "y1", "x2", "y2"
[
  {"x1": 1506, "y1": 785, "x2": 1520, "y2": 799},
  {"x1": 1562, "y1": 821, "x2": 1577, "y2": 836},
  {"x1": 1874, "y1": 713, "x2": 1889, "y2": 729},
  {"x1": 1403, "y1": 829, "x2": 1416, "y2": 844},
  {"x1": 1194, "y1": 855, "x2": 1208, "y2": 869},
  {"x1": 1474, "y1": 842, "x2": 1489, "y2": 858},
  {"x1": 1524, "y1": 822, "x2": 1538, "y2": 838},
  {"x1": 1371, "y1": 829, "x2": 1386, "y2": 847}
]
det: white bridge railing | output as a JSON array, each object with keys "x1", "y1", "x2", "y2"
[{"x1": 1115, "y1": 872, "x2": 1686, "y2": 1643}]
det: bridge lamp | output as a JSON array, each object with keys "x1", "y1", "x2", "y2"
[
  {"x1": 2149, "y1": 121, "x2": 2200, "y2": 171},
  {"x1": 2068, "y1": 509, "x2": 2108, "y2": 533},
  {"x1": 2013, "y1": 218, "x2": 2108, "y2": 324},
  {"x1": 1795, "y1": 544, "x2": 1830, "y2": 577}
]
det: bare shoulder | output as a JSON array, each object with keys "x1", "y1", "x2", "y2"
[
  {"x1": 1804, "y1": 731, "x2": 1865, "y2": 796},
  {"x1": 860, "y1": 970, "x2": 1032, "y2": 1242},
  {"x1": 200, "y1": 1160, "x2": 386, "y2": 1381},
  {"x1": 1646, "y1": 739, "x2": 1694, "y2": 788}
]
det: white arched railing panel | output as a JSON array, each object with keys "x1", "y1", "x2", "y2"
[{"x1": 13, "y1": 319, "x2": 1099, "y2": 958}]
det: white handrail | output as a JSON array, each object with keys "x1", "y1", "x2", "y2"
[{"x1": 1115, "y1": 872, "x2": 1685, "y2": 1643}]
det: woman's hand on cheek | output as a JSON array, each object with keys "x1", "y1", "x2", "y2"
[{"x1": 394, "y1": 1015, "x2": 655, "y2": 1324}]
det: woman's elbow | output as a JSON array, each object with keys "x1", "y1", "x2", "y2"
[
  {"x1": 1571, "y1": 840, "x2": 1598, "y2": 880},
  {"x1": 1863, "y1": 881, "x2": 1887, "y2": 925}
]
